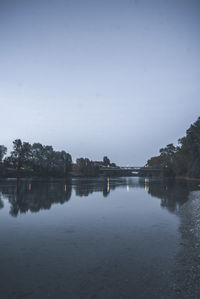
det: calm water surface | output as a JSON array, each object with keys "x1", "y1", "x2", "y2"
[{"x1": 0, "y1": 177, "x2": 199, "y2": 299}]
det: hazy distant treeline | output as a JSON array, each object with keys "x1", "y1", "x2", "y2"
[{"x1": 147, "y1": 116, "x2": 200, "y2": 178}]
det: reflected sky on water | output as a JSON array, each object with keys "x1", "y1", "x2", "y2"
[
  {"x1": 0, "y1": 177, "x2": 200, "y2": 298},
  {"x1": 0, "y1": 177, "x2": 198, "y2": 217}
]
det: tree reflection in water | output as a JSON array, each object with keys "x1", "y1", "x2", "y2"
[
  {"x1": 0, "y1": 179, "x2": 72, "y2": 216},
  {"x1": 0, "y1": 177, "x2": 199, "y2": 217},
  {"x1": 0, "y1": 198, "x2": 3, "y2": 209},
  {"x1": 140, "y1": 177, "x2": 200, "y2": 213}
]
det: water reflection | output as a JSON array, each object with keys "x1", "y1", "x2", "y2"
[
  {"x1": 0, "y1": 177, "x2": 199, "y2": 217},
  {"x1": 73, "y1": 177, "x2": 145, "y2": 198},
  {"x1": 0, "y1": 198, "x2": 4, "y2": 209},
  {"x1": 0, "y1": 179, "x2": 72, "y2": 217},
  {"x1": 0, "y1": 177, "x2": 200, "y2": 298},
  {"x1": 73, "y1": 177, "x2": 120, "y2": 197},
  {"x1": 139, "y1": 177, "x2": 200, "y2": 213}
]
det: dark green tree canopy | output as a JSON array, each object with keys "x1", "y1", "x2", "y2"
[
  {"x1": 103, "y1": 156, "x2": 110, "y2": 166},
  {"x1": 0, "y1": 145, "x2": 7, "y2": 163},
  {"x1": 147, "y1": 116, "x2": 200, "y2": 178},
  {"x1": 7, "y1": 139, "x2": 72, "y2": 176},
  {"x1": 76, "y1": 158, "x2": 99, "y2": 176}
]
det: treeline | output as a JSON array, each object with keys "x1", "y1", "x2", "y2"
[
  {"x1": 0, "y1": 139, "x2": 72, "y2": 177},
  {"x1": 74, "y1": 156, "x2": 116, "y2": 176},
  {"x1": 0, "y1": 139, "x2": 116, "y2": 177},
  {"x1": 147, "y1": 116, "x2": 200, "y2": 178}
]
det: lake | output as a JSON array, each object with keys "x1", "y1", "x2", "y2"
[{"x1": 0, "y1": 177, "x2": 200, "y2": 299}]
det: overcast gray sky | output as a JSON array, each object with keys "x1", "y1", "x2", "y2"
[{"x1": 1, "y1": 0, "x2": 200, "y2": 165}]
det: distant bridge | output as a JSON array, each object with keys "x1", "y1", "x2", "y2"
[{"x1": 99, "y1": 166, "x2": 160, "y2": 173}]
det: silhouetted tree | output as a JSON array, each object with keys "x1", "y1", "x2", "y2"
[
  {"x1": 76, "y1": 158, "x2": 99, "y2": 176},
  {"x1": 11, "y1": 139, "x2": 32, "y2": 169},
  {"x1": 103, "y1": 156, "x2": 110, "y2": 166},
  {"x1": 0, "y1": 145, "x2": 7, "y2": 163},
  {"x1": 6, "y1": 139, "x2": 72, "y2": 177},
  {"x1": 146, "y1": 116, "x2": 200, "y2": 178}
]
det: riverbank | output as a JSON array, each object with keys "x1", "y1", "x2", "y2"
[
  {"x1": 0, "y1": 168, "x2": 136, "y2": 179},
  {"x1": 176, "y1": 176, "x2": 200, "y2": 183},
  {"x1": 172, "y1": 190, "x2": 200, "y2": 298}
]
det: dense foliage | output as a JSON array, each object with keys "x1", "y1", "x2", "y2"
[
  {"x1": 2, "y1": 139, "x2": 72, "y2": 177},
  {"x1": 75, "y1": 158, "x2": 100, "y2": 176},
  {"x1": 74, "y1": 156, "x2": 117, "y2": 176},
  {"x1": 0, "y1": 145, "x2": 7, "y2": 163},
  {"x1": 147, "y1": 117, "x2": 200, "y2": 178},
  {"x1": 0, "y1": 140, "x2": 116, "y2": 177}
]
